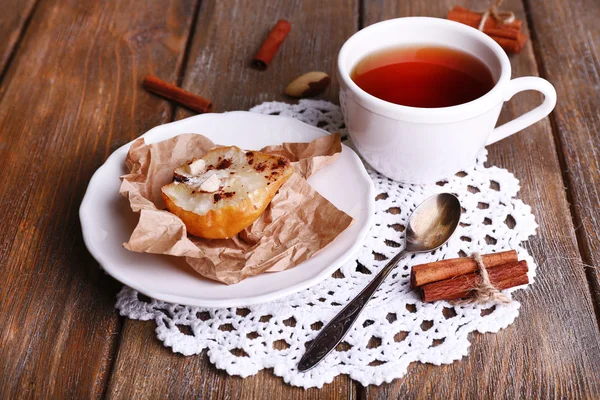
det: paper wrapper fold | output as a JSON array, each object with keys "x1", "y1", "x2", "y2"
[{"x1": 119, "y1": 133, "x2": 353, "y2": 285}]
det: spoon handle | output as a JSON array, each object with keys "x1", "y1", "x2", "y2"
[{"x1": 298, "y1": 249, "x2": 408, "y2": 372}]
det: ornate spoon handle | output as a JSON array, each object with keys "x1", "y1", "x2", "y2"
[{"x1": 298, "y1": 250, "x2": 408, "y2": 372}]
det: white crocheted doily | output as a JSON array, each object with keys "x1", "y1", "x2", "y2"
[{"x1": 116, "y1": 100, "x2": 538, "y2": 388}]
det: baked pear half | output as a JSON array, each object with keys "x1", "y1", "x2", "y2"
[{"x1": 161, "y1": 146, "x2": 294, "y2": 239}]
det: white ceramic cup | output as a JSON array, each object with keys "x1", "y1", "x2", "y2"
[{"x1": 337, "y1": 17, "x2": 557, "y2": 184}]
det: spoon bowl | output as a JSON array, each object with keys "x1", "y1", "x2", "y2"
[{"x1": 405, "y1": 193, "x2": 462, "y2": 253}]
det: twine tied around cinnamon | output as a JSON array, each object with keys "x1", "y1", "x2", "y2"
[
  {"x1": 477, "y1": 0, "x2": 516, "y2": 31},
  {"x1": 451, "y1": 252, "x2": 512, "y2": 305}
]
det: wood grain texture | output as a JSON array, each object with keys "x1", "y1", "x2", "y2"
[
  {"x1": 105, "y1": 0, "x2": 359, "y2": 398},
  {"x1": 106, "y1": 321, "x2": 356, "y2": 400},
  {"x1": 174, "y1": 0, "x2": 358, "y2": 118},
  {"x1": 525, "y1": 0, "x2": 600, "y2": 317},
  {"x1": 0, "y1": 0, "x2": 38, "y2": 79},
  {"x1": 361, "y1": 0, "x2": 600, "y2": 398},
  {"x1": 0, "y1": 0, "x2": 196, "y2": 398}
]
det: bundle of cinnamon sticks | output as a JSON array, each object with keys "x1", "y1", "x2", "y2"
[
  {"x1": 448, "y1": 6, "x2": 527, "y2": 54},
  {"x1": 410, "y1": 250, "x2": 529, "y2": 302}
]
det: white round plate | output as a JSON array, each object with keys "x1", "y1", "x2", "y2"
[{"x1": 80, "y1": 111, "x2": 374, "y2": 307}]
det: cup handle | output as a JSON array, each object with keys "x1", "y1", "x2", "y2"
[{"x1": 486, "y1": 77, "x2": 557, "y2": 146}]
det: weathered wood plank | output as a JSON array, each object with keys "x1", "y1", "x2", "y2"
[
  {"x1": 526, "y1": 0, "x2": 600, "y2": 317},
  {"x1": 106, "y1": 0, "x2": 358, "y2": 398},
  {"x1": 0, "y1": 0, "x2": 197, "y2": 398},
  {"x1": 360, "y1": 0, "x2": 600, "y2": 398},
  {"x1": 174, "y1": 0, "x2": 355, "y2": 117},
  {"x1": 107, "y1": 321, "x2": 356, "y2": 400},
  {"x1": 0, "y1": 0, "x2": 38, "y2": 79}
]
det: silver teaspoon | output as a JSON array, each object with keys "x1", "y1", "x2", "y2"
[{"x1": 298, "y1": 193, "x2": 462, "y2": 372}]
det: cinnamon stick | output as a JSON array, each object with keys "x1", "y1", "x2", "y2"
[
  {"x1": 420, "y1": 260, "x2": 529, "y2": 302},
  {"x1": 252, "y1": 19, "x2": 291, "y2": 70},
  {"x1": 447, "y1": 6, "x2": 528, "y2": 54},
  {"x1": 448, "y1": 6, "x2": 522, "y2": 31},
  {"x1": 410, "y1": 250, "x2": 517, "y2": 288},
  {"x1": 492, "y1": 35, "x2": 527, "y2": 54},
  {"x1": 143, "y1": 75, "x2": 213, "y2": 114}
]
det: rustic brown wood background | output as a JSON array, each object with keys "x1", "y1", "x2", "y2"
[{"x1": 1, "y1": 0, "x2": 599, "y2": 398}]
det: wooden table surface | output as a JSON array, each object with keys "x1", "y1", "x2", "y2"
[{"x1": 1, "y1": 0, "x2": 599, "y2": 398}]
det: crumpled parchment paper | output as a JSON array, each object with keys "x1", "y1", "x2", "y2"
[{"x1": 119, "y1": 133, "x2": 353, "y2": 284}]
